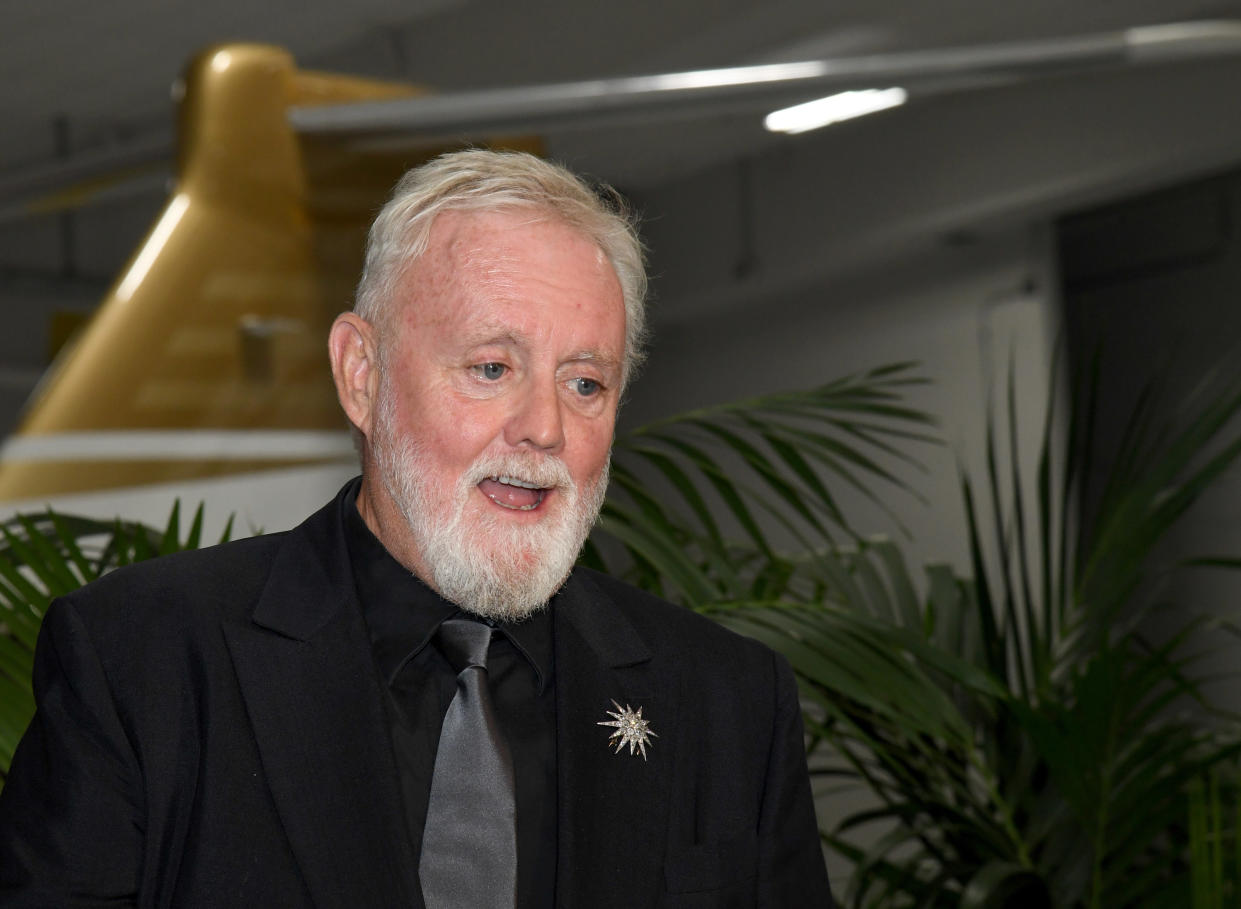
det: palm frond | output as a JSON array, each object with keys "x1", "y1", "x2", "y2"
[
  {"x1": 598, "y1": 362, "x2": 939, "y2": 607},
  {"x1": 604, "y1": 353, "x2": 1241, "y2": 907},
  {"x1": 0, "y1": 503, "x2": 228, "y2": 786}
]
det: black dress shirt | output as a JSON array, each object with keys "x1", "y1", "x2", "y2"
[{"x1": 341, "y1": 484, "x2": 557, "y2": 907}]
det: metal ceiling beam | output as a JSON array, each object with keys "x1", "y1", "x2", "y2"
[
  {"x1": 287, "y1": 21, "x2": 1241, "y2": 140},
  {"x1": 3, "y1": 20, "x2": 1240, "y2": 223},
  {"x1": 0, "y1": 136, "x2": 171, "y2": 226}
]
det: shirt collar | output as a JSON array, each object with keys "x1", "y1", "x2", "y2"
[{"x1": 339, "y1": 477, "x2": 553, "y2": 693}]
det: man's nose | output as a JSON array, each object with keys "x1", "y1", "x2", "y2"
[{"x1": 505, "y1": 379, "x2": 565, "y2": 451}]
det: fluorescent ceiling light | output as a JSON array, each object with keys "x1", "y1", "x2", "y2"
[
  {"x1": 764, "y1": 87, "x2": 907, "y2": 134},
  {"x1": 638, "y1": 61, "x2": 829, "y2": 91}
]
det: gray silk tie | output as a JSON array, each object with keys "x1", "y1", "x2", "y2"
[{"x1": 419, "y1": 618, "x2": 518, "y2": 909}]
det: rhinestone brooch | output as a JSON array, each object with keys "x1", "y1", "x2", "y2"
[{"x1": 598, "y1": 699, "x2": 657, "y2": 760}]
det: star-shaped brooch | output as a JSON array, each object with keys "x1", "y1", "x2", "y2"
[{"x1": 598, "y1": 699, "x2": 657, "y2": 760}]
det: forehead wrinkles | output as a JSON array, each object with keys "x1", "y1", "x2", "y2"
[
  {"x1": 408, "y1": 214, "x2": 524, "y2": 329},
  {"x1": 441, "y1": 208, "x2": 607, "y2": 286},
  {"x1": 393, "y1": 210, "x2": 617, "y2": 347},
  {"x1": 452, "y1": 231, "x2": 520, "y2": 295}
]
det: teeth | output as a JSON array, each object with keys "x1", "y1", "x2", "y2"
[{"x1": 490, "y1": 474, "x2": 543, "y2": 489}]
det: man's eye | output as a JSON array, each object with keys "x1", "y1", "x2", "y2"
[
  {"x1": 475, "y1": 363, "x2": 507, "y2": 380},
  {"x1": 572, "y1": 377, "x2": 601, "y2": 397}
]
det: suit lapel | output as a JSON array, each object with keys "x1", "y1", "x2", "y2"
[
  {"x1": 553, "y1": 573, "x2": 678, "y2": 907},
  {"x1": 224, "y1": 499, "x2": 422, "y2": 909}
]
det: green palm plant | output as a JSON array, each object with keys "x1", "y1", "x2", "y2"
[
  {"x1": 1188, "y1": 762, "x2": 1241, "y2": 907},
  {"x1": 586, "y1": 358, "x2": 1241, "y2": 907},
  {"x1": 0, "y1": 505, "x2": 231, "y2": 781},
  {"x1": 584, "y1": 362, "x2": 939, "y2": 606}
]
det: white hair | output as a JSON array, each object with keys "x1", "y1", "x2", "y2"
[{"x1": 355, "y1": 148, "x2": 648, "y2": 384}]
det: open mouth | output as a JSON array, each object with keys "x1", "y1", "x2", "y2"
[{"x1": 477, "y1": 475, "x2": 552, "y2": 511}]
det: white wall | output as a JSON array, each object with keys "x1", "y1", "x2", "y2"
[{"x1": 627, "y1": 229, "x2": 1058, "y2": 570}]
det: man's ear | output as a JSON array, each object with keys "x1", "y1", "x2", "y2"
[{"x1": 329, "y1": 312, "x2": 379, "y2": 439}]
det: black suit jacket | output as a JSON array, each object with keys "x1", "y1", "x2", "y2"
[{"x1": 0, "y1": 494, "x2": 833, "y2": 907}]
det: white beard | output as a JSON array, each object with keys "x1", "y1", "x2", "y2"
[{"x1": 370, "y1": 384, "x2": 609, "y2": 622}]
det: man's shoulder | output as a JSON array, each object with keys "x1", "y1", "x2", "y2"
[
  {"x1": 570, "y1": 567, "x2": 781, "y2": 670},
  {"x1": 55, "y1": 530, "x2": 293, "y2": 631}
]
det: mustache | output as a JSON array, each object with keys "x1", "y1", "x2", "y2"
[{"x1": 464, "y1": 452, "x2": 575, "y2": 491}]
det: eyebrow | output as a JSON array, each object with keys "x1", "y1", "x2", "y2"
[
  {"x1": 463, "y1": 328, "x2": 527, "y2": 350},
  {"x1": 561, "y1": 350, "x2": 623, "y2": 375},
  {"x1": 460, "y1": 330, "x2": 622, "y2": 374}
]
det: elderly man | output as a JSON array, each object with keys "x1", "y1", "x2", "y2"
[{"x1": 0, "y1": 150, "x2": 833, "y2": 907}]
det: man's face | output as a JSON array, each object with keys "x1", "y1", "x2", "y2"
[{"x1": 367, "y1": 209, "x2": 626, "y2": 620}]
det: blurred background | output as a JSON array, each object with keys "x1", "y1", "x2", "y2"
[{"x1": 5, "y1": 2, "x2": 1241, "y2": 901}]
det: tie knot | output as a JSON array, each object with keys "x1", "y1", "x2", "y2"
[{"x1": 435, "y1": 618, "x2": 493, "y2": 673}]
